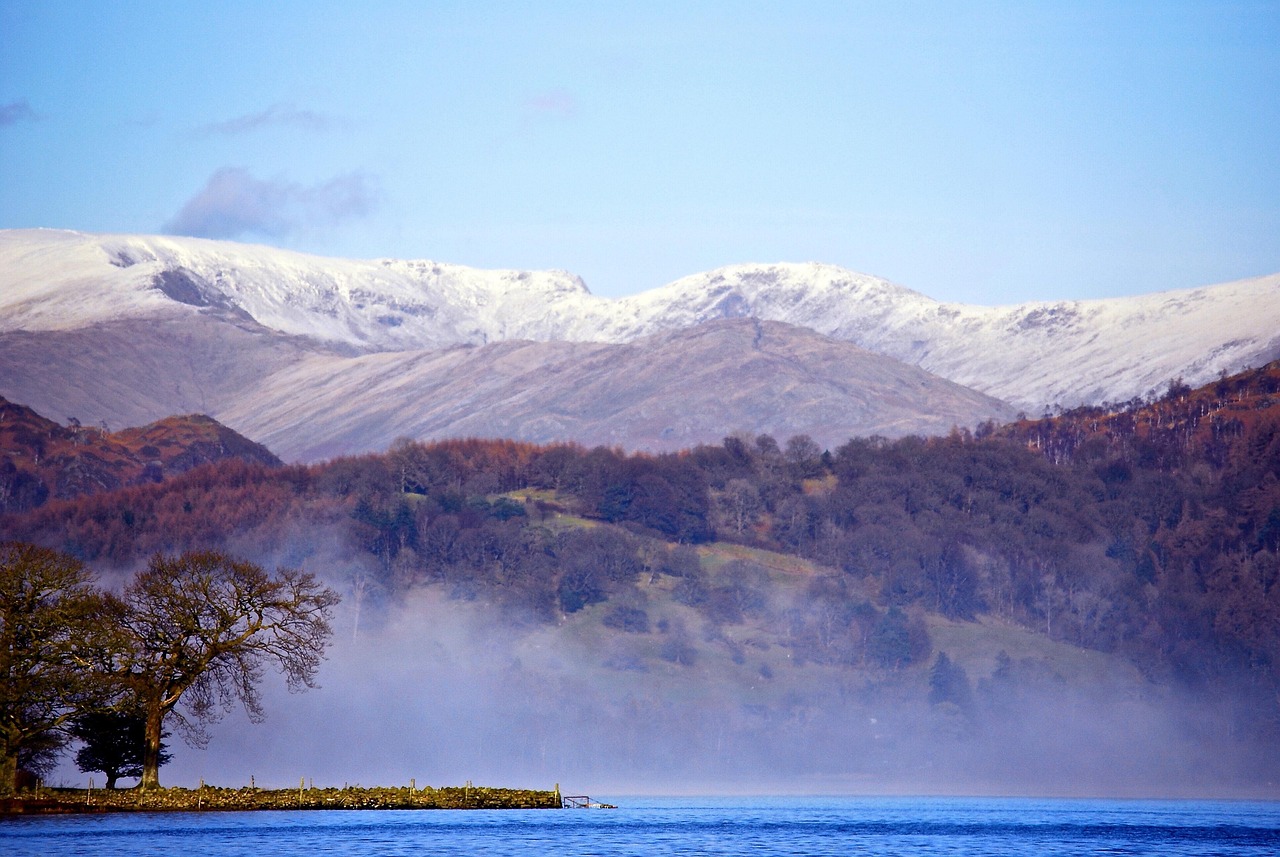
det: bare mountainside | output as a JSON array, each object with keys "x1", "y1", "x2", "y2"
[
  {"x1": 4, "y1": 229, "x2": 1278, "y2": 412},
  {"x1": 217, "y1": 318, "x2": 1016, "y2": 460},
  {"x1": 0, "y1": 307, "x2": 1013, "y2": 460},
  {"x1": 0, "y1": 311, "x2": 325, "y2": 432}
]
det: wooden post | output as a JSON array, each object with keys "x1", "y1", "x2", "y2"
[
  {"x1": 86, "y1": 777, "x2": 93, "y2": 806},
  {"x1": 198, "y1": 778, "x2": 204, "y2": 811},
  {"x1": 299, "y1": 777, "x2": 305, "y2": 805},
  {"x1": 410, "y1": 777, "x2": 415, "y2": 794}
]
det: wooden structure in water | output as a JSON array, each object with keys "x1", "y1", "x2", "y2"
[{"x1": 561, "y1": 795, "x2": 617, "y2": 809}]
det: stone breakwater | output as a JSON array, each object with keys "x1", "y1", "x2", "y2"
[{"x1": 2, "y1": 784, "x2": 563, "y2": 814}]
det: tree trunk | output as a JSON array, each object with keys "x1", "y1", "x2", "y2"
[
  {"x1": 140, "y1": 703, "x2": 164, "y2": 790},
  {"x1": 106, "y1": 771, "x2": 119, "y2": 790},
  {"x1": 0, "y1": 750, "x2": 17, "y2": 796}
]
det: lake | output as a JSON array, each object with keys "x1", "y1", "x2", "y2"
[{"x1": 2, "y1": 795, "x2": 1278, "y2": 856}]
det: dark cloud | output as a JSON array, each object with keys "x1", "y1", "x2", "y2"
[
  {"x1": 162, "y1": 167, "x2": 378, "y2": 240},
  {"x1": 197, "y1": 103, "x2": 336, "y2": 136},
  {"x1": 0, "y1": 99, "x2": 38, "y2": 127}
]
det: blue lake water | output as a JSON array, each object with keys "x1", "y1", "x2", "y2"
[{"x1": 2, "y1": 796, "x2": 1278, "y2": 856}]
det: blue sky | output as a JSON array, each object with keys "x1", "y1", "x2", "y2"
[{"x1": 1, "y1": 1, "x2": 1277, "y2": 303}]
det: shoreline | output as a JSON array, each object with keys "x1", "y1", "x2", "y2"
[{"x1": 1, "y1": 783, "x2": 563, "y2": 815}]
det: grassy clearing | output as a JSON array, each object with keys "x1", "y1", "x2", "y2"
[
  {"x1": 925, "y1": 614, "x2": 1146, "y2": 687},
  {"x1": 698, "y1": 541, "x2": 819, "y2": 576}
]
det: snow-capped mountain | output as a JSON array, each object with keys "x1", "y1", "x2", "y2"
[
  {"x1": 2, "y1": 228, "x2": 1278, "y2": 427},
  {"x1": 612, "y1": 263, "x2": 1280, "y2": 412},
  {"x1": 0, "y1": 228, "x2": 600, "y2": 349}
]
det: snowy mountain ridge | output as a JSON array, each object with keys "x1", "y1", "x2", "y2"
[
  {"x1": 3, "y1": 228, "x2": 1278, "y2": 411},
  {"x1": 0, "y1": 228, "x2": 600, "y2": 349}
]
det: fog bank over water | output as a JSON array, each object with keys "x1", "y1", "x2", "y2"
[{"x1": 52, "y1": 589, "x2": 1278, "y2": 798}]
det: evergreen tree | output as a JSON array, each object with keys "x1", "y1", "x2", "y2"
[
  {"x1": 928, "y1": 651, "x2": 973, "y2": 711},
  {"x1": 0, "y1": 542, "x2": 115, "y2": 794},
  {"x1": 71, "y1": 710, "x2": 171, "y2": 789}
]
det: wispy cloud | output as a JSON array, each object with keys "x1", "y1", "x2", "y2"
[
  {"x1": 162, "y1": 167, "x2": 378, "y2": 240},
  {"x1": 0, "y1": 99, "x2": 38, "y2": 127},
  {"x1": 197, "y1": 103, "x2": 337, "y2": 136},
  {"x1": 524, "y1": 89, "x2": 577, "y2": 120}
]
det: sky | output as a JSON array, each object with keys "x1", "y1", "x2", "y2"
[{"x1": 1, "y1": 0, "x2": 1277, "y2": 304}]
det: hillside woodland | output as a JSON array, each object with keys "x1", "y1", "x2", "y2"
[
  {"x1": 0, "y1": 398, "x2": 279, "y2": 512},
  {"x1": 2, "y1": 363, "x2": 1279, "y2": 782}
]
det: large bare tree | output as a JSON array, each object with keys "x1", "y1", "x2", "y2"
[
  {"x1": 0, "y1": 542, "x2": 111, "y2": 794},
  {"x1": 117, "y1": 551, "x2": 339, "y2": 789}
]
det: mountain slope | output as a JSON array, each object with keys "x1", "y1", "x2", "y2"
[
  {"x1": 0, "y1": 311, "x2": 326, "y2": 433},
  {"x1": 2, "y1": 228, "x2": 1277, "y2": 434},
  {"x1": 217, "y1": 318, "x2": 1017, "y2": 460}
]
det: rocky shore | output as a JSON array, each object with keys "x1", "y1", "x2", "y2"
[{"x1": 1, "y1": 783, "x2": 563, "y2": 814}]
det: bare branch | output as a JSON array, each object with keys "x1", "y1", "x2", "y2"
[{"x1": 118, "y1": 550, "x2": 338, "y2": 789}]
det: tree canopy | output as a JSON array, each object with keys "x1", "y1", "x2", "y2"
[{"x1": 0, "y1": 542, "x2": 112, "y2": 794}]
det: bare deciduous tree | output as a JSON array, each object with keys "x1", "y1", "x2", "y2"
[{"x1": 117, "y1": 551, "x2": 339, "y2": 789}]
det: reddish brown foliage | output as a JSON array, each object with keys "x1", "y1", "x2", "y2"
[{"x1": 0, "y1": 397, "x2": 280, "y2": 514}]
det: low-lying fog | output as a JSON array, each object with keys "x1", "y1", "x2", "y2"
[{"x1": 53, "y1": 585, "x2": 1277, "y2": 799}]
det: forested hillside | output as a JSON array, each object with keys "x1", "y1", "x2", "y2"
[
  {"x1": 0, "y1": 397, "x2": 280, "y2": 514},
  {"x1": 5, "y1": 364, "x2": 1278, "y2": 740}
]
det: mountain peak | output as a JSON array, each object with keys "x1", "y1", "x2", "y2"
[{"x1": 2, "y1": 229, "x2": 1278, "y2": 414}]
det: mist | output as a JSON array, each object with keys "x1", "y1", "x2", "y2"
[{"x1": 53, "y1": 576, "x2": 1279, "y2": 800}]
